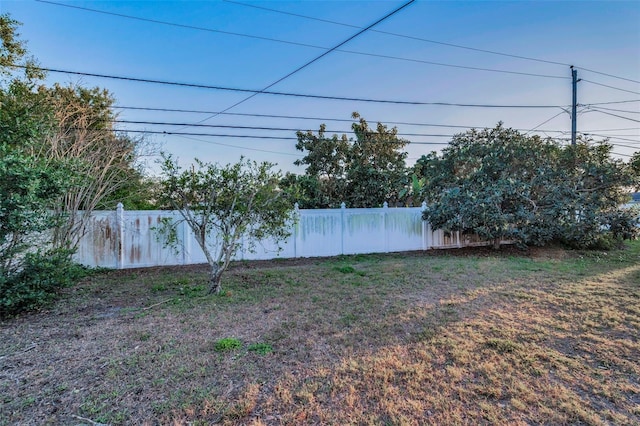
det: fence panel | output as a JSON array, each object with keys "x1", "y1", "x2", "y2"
[
  {"x1": 294, "y1": 208, "x2": 343, "y2": 258},
  {"x1": 74, "y1": 203, "x2": 498, "y2": 269}
]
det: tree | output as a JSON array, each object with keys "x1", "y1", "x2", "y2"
[
  {"x1": 294, "y1": 124, "x2": 349, "y2": 208},
  {"x1": 419, "y1": 123, "x2": 637, "y2": 249},
  {"x1": 0, "y1": 146, "x2": 71, "y2": 275},
  {"x1": 39, "y1": 83, "x2": 149, "y2": 249},
  {"x1": 278, "y1": 172, "x2": 323, "y2": 210},
  {"x1": 293, "y1": 113, "x2": 409, "y2": 208},
  {"x1": 158, "y1": 155, "x2": 294, "y2": 294},
  {"x1": 548, "y1": 140, "x2": 638, "y2": 248},
  {"x1": 1, "y1": 18, "x2": 150, "y2": 250},
  {"x1": 0, "y1": 14, "x2": 44, "y2": 83},
  {"x1": 346, "y1": 113, "x2": 408, "y2": 207},
  {"x1": 0, "y1": 14, "x2": 148, "y2": 314},
  {"x1": 630, "y1": 152, "x2": 640, "y2": 191},
  {"x1": 0, "y1": 145, "x2": 88, "y2": 317}
]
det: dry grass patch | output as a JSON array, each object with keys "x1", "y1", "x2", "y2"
[{"x1": 1, "y1": 244, "x2": 639, "y2": 425}]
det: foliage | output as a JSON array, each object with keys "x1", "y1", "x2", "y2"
[
  {"x1": 97, "y1": 174, "x2": 161, "y2": 210},
  {"x1": 292, "y1": 113, "x2": 408, "y2": 208},
  {"x1": 630, "y1": 151, "x2": 640, "y2": 191},
  {"x1": 346, "y1": 113, "x2": 409, "y2": 207},
  {"x1": 38, "y1": 83, "x2": 150, "y2": 249},
  {"x1": 158, "y1": 155, "x2": 294, "y2": 294},
  {"x1": 278, "y1": 172, "x2": 324, "y2": 209},
  {"x1": 1, "y1": 15, "x2": 152, "y2": 250},
  {"x1": 0, "y1": 13, "x2": 44, "y2": 82},
  {"x1": 0, "y1": 15, "x2": 134, "y2": 315},
  {"x1": 420, "y1": 123, "x2": 637, "y2": 249},
  {"x1": 0, "y1": 146, "x2": 72, "y2": 274},
  {"x1": 0, "y1": 148, "x2": 87, "y2": 317},
  {"x1": 214, "y1": 337, "x2": 242, "y2": 352},
  {"x1": 0, "y1": 248, "x2": 90, "y2": 317},
  {"x1": 398, "y1": 173, "x2": 426, "y2": 206},
  {"x1": 247, "y1": 342, "x2": 273, "y2": 355},
  {"x1": 293, "y1": 124, "x2": 349, "y2": 208}
]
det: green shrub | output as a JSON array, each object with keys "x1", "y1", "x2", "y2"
[
  {"x1": 0, "y1": 249, "x2": 90, "y2": 317},
  {"x1": 247, "y1": 343, "x2": 273, "y2": 355},
  {"x1": 334, "y1": 265, "x2": 355, "y2": 274},
  {"x1": 214, "y1": 337, "x2": 242, "y2": 352}
]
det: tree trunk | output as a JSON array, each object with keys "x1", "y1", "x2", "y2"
[
  {"x1": 208, "y1": 264, "x2": 223, "y2": 294},
  {"x1": 492, "y1": 237, "x2": 501, "y2": 250}
]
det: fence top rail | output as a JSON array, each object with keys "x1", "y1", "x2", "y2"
[{"x1": 88, "y1": 204, "x2": 429, "y2": 214}]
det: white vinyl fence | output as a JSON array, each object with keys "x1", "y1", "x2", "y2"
[{"x1": 74, "y1": 202, "x2": 488, "y2": 269}]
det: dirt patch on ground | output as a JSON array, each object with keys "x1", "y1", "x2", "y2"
[{"x1": 104, "y1": 243, "x2": 574, "y2": 277}]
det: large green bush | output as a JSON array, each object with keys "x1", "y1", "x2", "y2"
[
  {"x1": 419, "y1": 124, "x2": 638, "y2": 249},
  {"x1": 0, "y1": 249, "x2": 90, "y2": 317}
]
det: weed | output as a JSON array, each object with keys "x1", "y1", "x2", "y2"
[
  {"x1": 151, "y1": 283, "x2": 167, "y2": 292},
  {"x1": 340, "y1": 313, "x2": 358, "y2": 327},
  {"x1": 334, "y1": 265, "x2": 356, "y2": 274},
  {"x1": 248, "y1": 343, "x2": 273, "y2": 355},
  {"x1": 173, "y1": 277, "x2": 190, "y2": 286},
  {"x1": 214, "y1": 337, "x2": 242, "y2": 352},
  {"x1": 485, "y1": 338, "x2": 521, "y2": 354},
  {"x1": 20, "y1": 396, "x2": 35, "y2": 408},
  {"x1": 176, "y1": 284, "x2": 205, "y2": 298}
]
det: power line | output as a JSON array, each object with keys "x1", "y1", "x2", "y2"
[
  {"x1": 578, "y1": 68, "x2": 640, "y2": 85},
  {"x1": 114, "y1": 104, "x2": 640, "y2": 134},
  {"x1": 172, "y1": 135, "x2": 304, "y2": 157},
  {"x1": 609, "y1": 143, "x2": 640, "y2": 150},
  {"x1": 106, "y1": 128, "x2": 453, "y2": 146},
  {"x1": 23, "y1": 64, "x2": 567, "y2": 108},
  {"x1": 114, "y1": 105, "x2": 523, "y2": 130},
  {"x1": 114, "y1": 119, "x2": 456, "y2": 137},
  {"x1": 611, "y1": 152, "x2": 634, "y2": 157},
  {"x1": 579, "y1": 127, "x2": 640, "y2": 132},
  {"x1": 586, "y1": 134, "x2": 640, "y2": 143},
  {"x1": 585, "y1": 108, "x2": 640, "y2": 123},
  {"x1": 587, "y1": 105, "x2": 640, "y2": 114},
  {"x1": 525, "y1": 110, "x2": 567, "y2": 135},
  {"x1": 581, "y1": 132, "x2": 640, "y2": 136},
  {"x1": 191, "y1": 0, "x2": 416, "y2": 127},
  {"x1": 223, "y1": 0, "x2": 565, "y2": 68},
  {"x1": 113, "y1": 124, "x2": 640, "y2": 148},
  {"x1": 35, "y1": 0, "x2": 567, "y2": 81},
  {"x1": 585, "y1": 99, "x2": 640, "y2": 106},
  {"x1": 581, "y1": 79, "x2": 640, "y2": 96},
  {"x1": 225, "y1": 0, "x2": 639, "y2": 84}
]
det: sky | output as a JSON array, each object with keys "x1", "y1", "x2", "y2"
[{"x1": 1, "y1": 0, "x2": 639, "y2": 175}]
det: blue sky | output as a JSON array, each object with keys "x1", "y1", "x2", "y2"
[{"x1": 2, "y1": 0, "x2": 639, "y2": 174}]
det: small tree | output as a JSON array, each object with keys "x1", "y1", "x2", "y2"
[{"x1": 159, "y1": 155, "x2": 294, "y2": 294}]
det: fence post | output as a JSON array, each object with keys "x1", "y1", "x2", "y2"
[
  {"x1": 116, "y1": 202, "x2": 125, "y2": 269},
  {"x1": 340, "y1": 202, "x2": 346, "y2": 255},
  {"x1": 293, "y1": 203, "x2": 299, "y2": 258},
  {"x1": 383, "y1": 201, "x2": 390, "y2": 253},
  {"x1": 420, "y1": 201, "x2": 427, "y2": 250},
  {"x1": 182, "y1": 217, "x2": 191, "y2": 265}
]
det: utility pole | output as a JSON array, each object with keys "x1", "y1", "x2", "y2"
[{"x1": 571, "y1": 66, "x2": 578, "y2": 145}]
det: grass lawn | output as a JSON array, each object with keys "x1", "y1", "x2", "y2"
[{"x1": 1, "y1": 242, "x2": 639, "y2": 425}]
